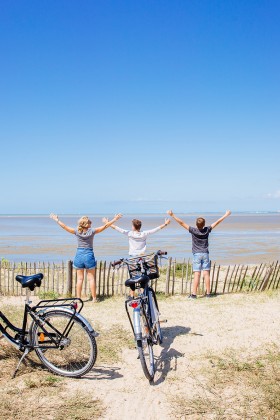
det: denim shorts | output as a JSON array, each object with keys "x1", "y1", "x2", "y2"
[
  {"x1": 193, "y1": 253, "x2": 211, "y2": 272},
  {"x1": 73, "y1": 248, "x2": 97, "y2": 270}
]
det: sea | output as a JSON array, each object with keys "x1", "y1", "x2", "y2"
[{"x1": 0, "y1": 213, "x2": 279, "y2": 264}]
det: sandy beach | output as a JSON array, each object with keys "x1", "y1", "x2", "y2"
[
  {"x1": 1, "y1": 291, "x2": 279, "y2": 419},
  {"x1": 0, "y1": 213, "x2": 279, "y2": 264}
]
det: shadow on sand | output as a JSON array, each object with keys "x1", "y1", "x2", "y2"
[
  {"x1": 153, "y1": 325, "x2": 191, "y2": 386},
  {"x1": 82, "y1": 365, "x2": 123, "y2": 381}
]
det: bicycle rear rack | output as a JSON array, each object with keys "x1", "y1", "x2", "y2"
[{"x1": 31, "y1": 298, "x2": 84, "y2": 314}]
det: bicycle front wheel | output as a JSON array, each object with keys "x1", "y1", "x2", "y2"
[
  {"x1": 149, "y1": 292, "x2": 163, "y2": 345},
  {"x1": 137, "y1": 308, "x2": 155, "y2": 382},
  {"x1": 31, "y1": 310, "x2": 97, "y2": 377}
]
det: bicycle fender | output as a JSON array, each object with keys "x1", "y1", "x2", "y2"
[
  {"x1": 61, "y1": 308, "x2": 99, "y2": 337},
  {"x1": 33, "y1": 308, "x2": 99, "y2": 337}
]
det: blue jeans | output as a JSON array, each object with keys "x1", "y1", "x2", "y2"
[
  {"x1": 193, "y1": 253, "x2": 211, "y2": 272},
  {"x1": 73, "y1": 248, "x2": 97, "y2": 270}
]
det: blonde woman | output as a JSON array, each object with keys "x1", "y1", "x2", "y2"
[{"x1": 50, "y1": 213, "x2": 122, "y2": 301}]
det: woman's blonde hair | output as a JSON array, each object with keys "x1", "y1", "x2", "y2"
[{"x1": 77, "y1": 216, "x2": 91, "y2": 234}]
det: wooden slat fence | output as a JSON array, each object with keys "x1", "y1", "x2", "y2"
[{"x1": 0, "y1": 259, "x2": 279, "y2": 298}]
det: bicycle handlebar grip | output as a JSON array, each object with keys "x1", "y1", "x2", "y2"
[
  {"x1": 157, "y1": 250, "x2": 168, "y2": 256},
  {"x1": 112, "y1": 259, "x2": 122, "y2": 267}
]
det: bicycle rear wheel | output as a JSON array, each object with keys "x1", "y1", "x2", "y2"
[
  {"x1": 137, "y1": 306, "x2": 155, "y2": 382},
  {"x1": 31, "y1": 310, "x2": 97, "y2": 377}
]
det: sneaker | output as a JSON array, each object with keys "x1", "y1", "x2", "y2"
[
  {"x1": 206, "y1": 294, "x2": 213, "y2": 298},
  {"x1": 92, "y1": 297, "x2": 100, "y2": 303},
  {"x1": 188, "y1": 294, "x2": 197, "y2": 299}
]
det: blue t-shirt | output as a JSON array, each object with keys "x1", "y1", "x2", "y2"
[
  {"x1": 75, "y1": 228, "x2": 95, "y2": 248},
  {"x1": 189, "y1": 226, "x2": 212, "y2": 254}
]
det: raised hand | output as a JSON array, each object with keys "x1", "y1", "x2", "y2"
[
  {"x1": 225, "y1": 210, "x2": 231, "y2": 216},
  {"x1": 114, "y1": 213, "x2": 122, "y2": 221},
  {"x1": 50, "y1": 213, "x2": 59, "y2": 222},
  {"x1": 167, "y1": 210, "x2": 174, "y2": 217},
  {"x1": 165, "y1": 218, "x2": 171, "y2": 225},
  {"x1": 102, "y1": 217, "x2": 109, "y2": 224}
]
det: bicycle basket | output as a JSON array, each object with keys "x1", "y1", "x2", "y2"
[{"x1": 127, "y1": 255, "x2": 160, "y2": 280}]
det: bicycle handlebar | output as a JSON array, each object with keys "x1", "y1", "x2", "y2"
[
  {"x1": 112, "y1": 251, "x2": 168, "y2": 268},
  {"x1": 157, "y1": 250, "x2": 167, "y2": 256},
  {"x1": 111, "y1": 259, "x2": 123, "y2": 268}
]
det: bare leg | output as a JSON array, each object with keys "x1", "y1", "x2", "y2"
[
  {"x1": 87, "y1": 269, "x2": 97, "y2": 300},
  {"x1": 203, "y1": 270, "x2": 211, "y2": 294},
  {"x1": 192, "y1": 271, "x2": 201, "y2": 295},
  {"x1": 76, "y1": 269, "x2": 85, "y2": 299}
]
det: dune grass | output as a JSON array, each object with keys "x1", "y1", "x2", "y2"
[{"x1": 172, "y1": 345, "x2": 280, "y2": 419}]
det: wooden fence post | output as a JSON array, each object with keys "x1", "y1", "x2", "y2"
[
  {"x1": 210, "y1": 263, "x2": 216, "y2": 294},
  {"x1": 165, "y1": 257, "x2": 172, "y2": 296},
  {"x1": 260, "y1": 265, "x2": 274, "y2": 291},
  {"x1": 222, "y1": 265, "x2": 230, "y2": 294},
  {"x1": 66, "y1": 260, "x2": 73, "y2": 296}
]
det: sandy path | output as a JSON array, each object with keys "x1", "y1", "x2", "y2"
[
  {"x1": 1, "y1": 292, "x2": 279, "y2": 419},
  {"x1": 61, "y1": 292, "x2": 280, "y2": 419}
]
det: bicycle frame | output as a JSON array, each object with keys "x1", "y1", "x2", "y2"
[
  {"x1": 0, "y1": 297, "x2": 83, "y2": 351},
  {"x1": 125, "y1": 285, "x2": 160, "y2": 341}
]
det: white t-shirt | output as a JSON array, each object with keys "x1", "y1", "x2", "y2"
[{"x1": 114, "y1": 226, "x2": 161, "y2": 256}]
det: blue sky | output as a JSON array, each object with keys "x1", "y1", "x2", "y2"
[{"x1": 0, "y1": 0, "x2": 279, "y2": 214}]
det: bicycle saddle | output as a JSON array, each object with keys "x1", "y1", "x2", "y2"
[
  {"x1": 16, "y1": 273, "x2": 44, "y2": 291},
  {"x1": 125, "y1": 274, "x2": 150, "y2": 291}
]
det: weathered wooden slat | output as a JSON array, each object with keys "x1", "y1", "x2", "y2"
[
  {"x1": 98, "y1": 261, "x2": 102, "y2": 297},
  {"x1": 239, "y1": 266, "x2": 248, "y2": 291},
  {"x1": 272, "y1": 265, "x2": 280, "y2": 289},
  {"x1": 185, "y1": 258, "x2": 189, "y2": 295},
  {"x1": 165, "y1": 257, "x2": 172, "y2": 296},
  {"x1": 107, "y1": 262, "x2": 111, "y2": 297},
  {"x1": 102, "y1": 261, "x2": 106, "y2": 298},
  {"x1": 172, "y1": 259, "x2": 176, "y2": 296},
  {"x1": 256, "y1": 264, "x2": 266, "y2": 291},
  {"x1": 235, "y1": 265, "x2": 244, "y2": 292},
  {"x1": 112, "y1": 267, "x2": 115, "y2": 296},
  {"x1": 248, "y1": 265, "x2": 258, "y2": 291},
  {"x1": 268, "y1": 261, "x2": 278, "y2": 289},
  {"x1": 260, "y1": 266, "x2": 274, "y2": 291},
  {"x1": 181, "y1": 258, "x2": 185, "y2": 295},
  {"x1": 214, "y1": 265, "x2": 220, "y2": 295},
  {"x1": 210, "y1": 263, "x2": 216, "y2": 294},
  {"x1": 222, "y1": 265, "x2": 230, "y2": 294},
  {"x1": 227, "y1": 265, "x2": 235, "y2": 293},
  {"x1": 231, "y1": 265, "x2": 240, "y2": 293}
]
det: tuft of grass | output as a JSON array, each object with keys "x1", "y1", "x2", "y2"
[
  {"x1": 24, "y1": 375, "x2": 63, "y2": 389},
  {"x1": 172, "y1": 347, "x2": 280, "y2": 419},
  {"x1": 55, "y1": 393, "x2": 104, "y2": 420},
  {"x1": 38, "y1": 290, "x2": 60, "y2": 299},
  {"x1": 97, "y1": 324, "x2": 135, "y2": 363}
]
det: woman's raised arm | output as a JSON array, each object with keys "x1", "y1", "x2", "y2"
[
  {"x1": 95, "y1": 213, "x2": 122, "y2": 234},
  {"x1": 50, "y1": 213, "x2": 76, "y2": 234}
]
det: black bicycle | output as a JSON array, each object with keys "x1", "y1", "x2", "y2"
[
  {"x1": 112, "y1": 250, "x2": 167, "y2": 383},
  {"x1": 0, "y1": 273, "x2": 98, "y2": 378}
]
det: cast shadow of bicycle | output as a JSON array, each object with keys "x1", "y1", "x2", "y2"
[
  {"x1": 81, "y1": 365, "x2": 123, "y2": 381},
  {"x1": 153, "y1": 325, "x2": 191, "y2": 386}
]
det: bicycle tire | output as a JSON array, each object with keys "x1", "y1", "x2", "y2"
[
  {"x1": 30, "y1": 310, "x2": 97, "y2": 378},
  {"x1": 149, "y1": 293, "x2": 163, "y2": 345},
  {"x1": 137, "y1": 307, "x2": 155, "y2": 382}
]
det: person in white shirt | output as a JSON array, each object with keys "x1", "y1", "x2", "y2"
[{"x1": 102, "y1": 217, "x2": 170, "y2": 256}]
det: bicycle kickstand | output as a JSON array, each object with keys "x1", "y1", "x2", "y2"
[{"x1": 12, "y1": 348, "x2": 31, "y2": 379}]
